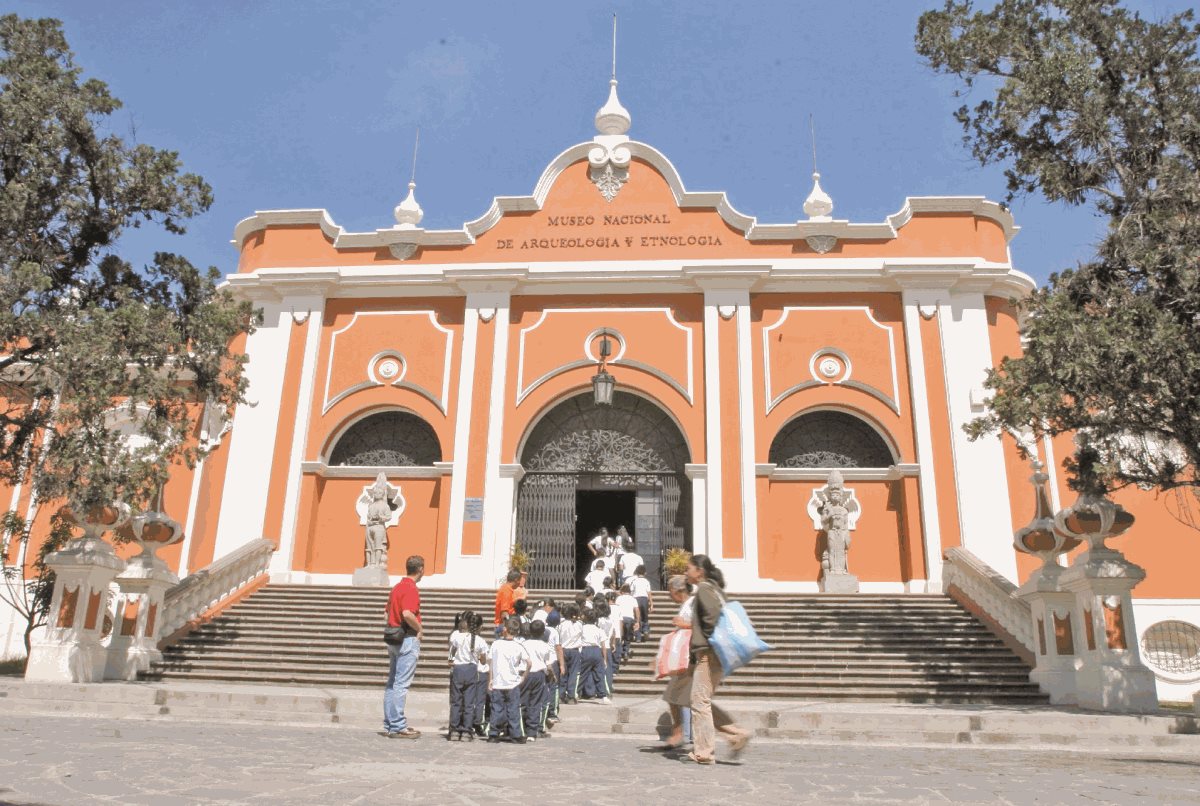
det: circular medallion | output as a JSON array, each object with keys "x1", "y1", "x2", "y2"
[
  {"x1": 819, "y1": 357, "x2": 841, "y2": 378},
  {"x1": 377, "y1": 359, "x2": 400, "y2": 379}
]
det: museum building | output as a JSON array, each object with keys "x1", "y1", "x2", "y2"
[{"x1": 5, "y1": 78, "x2": 1200, "y2": 702}]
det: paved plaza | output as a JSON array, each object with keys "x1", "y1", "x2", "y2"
[{"x1": 0, "y1": 712, "x2": 1197, "y2": 805}]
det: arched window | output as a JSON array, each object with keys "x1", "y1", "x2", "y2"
[
  {"x1": 768, "y1": 410, "x2": 894, "y2": 469},
  {"x1": 328, "y1": 411, "x2": 441, "y2": 467}
]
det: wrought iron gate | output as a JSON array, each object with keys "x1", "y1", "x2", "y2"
[{"x1": 515, "y1": 475, "x2": 577, "y2": 589}]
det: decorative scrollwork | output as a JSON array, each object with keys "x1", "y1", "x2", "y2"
[
  {"x1": 329, "y1": 411, "x2": 442, "y2": 466},
  {"x1": 521, "y1": 391, "x2": 689, "y2": 475},
  {"x1": 769, "y1": 411, "x2": 893, "y2": 468}
]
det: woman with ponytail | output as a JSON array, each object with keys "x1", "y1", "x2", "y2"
[{"x1": 685, "y1": 554, "x2": 751, "y2": 764}]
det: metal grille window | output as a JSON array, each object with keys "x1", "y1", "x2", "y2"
[
  {"x1": 768, "y1": 410, "x2": 894, "y2": 468},
  {"x1": 1140, "y1": 620, "x2": 1200, "y2": 675},
  {"x1": 328, "y1": 411, "x2": 441, "y2": 467}
]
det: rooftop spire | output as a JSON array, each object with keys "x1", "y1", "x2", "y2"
[
  {"x1": 393, "y1": 127, "x2": 424, "y2": 229},
  {"x1": 803, "y1": 115, "x2": 833, "y2": 221},
  {"x1": 595, "y1": 14, "x2": 630, "y2": 136}
]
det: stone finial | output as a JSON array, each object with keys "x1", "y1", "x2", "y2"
[
  {"x1": 804, "y1": 171, "x2": 834, "y2": 221},
  {"x1": 393, "y1": 181, "x2": 424, "y2": 229},
  {"x1": 595, "y1": 79, "x2": 631, "y2": 136},
  {"x1": 1013, "y1": 460, "x2": 1078, "y2": 581}
]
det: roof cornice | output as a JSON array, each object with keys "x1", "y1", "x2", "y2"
[{"x1": 231, "y1": 141, "x2": 1020, "y2": 253}]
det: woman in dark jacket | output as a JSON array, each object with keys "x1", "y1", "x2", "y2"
[{"x1": 686, "y1": 554, "x2": 751, "y2": 764}]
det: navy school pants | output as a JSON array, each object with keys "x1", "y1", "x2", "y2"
[
  {"x1": 561, "y1": 647, "x2": 582, "y2": 701},
  {"x1": 470, "y1": 669, "x2": 488, "y2": 729},
  {"x1": 448, "y1": 663, "x2": 476, "y2": 732},
  {"x1": 488, "y1": 686, "x2": 524, "y2": 739},
  {"x1": 635, "y1": 596, "x2": 650, "y2": 639},
  {"x1": 621, "y1": 617, "x2": 635, "y2": 659},
  {"x1": 579, "y1": 646, "x2": 605, "y2": 699},
  {"x1": 521, "y1": 670, "x2": 549, "y2": 737}
]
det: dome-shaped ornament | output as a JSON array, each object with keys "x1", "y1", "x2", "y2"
[
  {"x1": 804, "y1": 172, "x2": 834, "y2": 221},
  {"x1": 393, "y1": 181, "x2": 424, "y2": 229},
  {"x1": 595, "y1": 79, "x2": 631, "y2": 136}
]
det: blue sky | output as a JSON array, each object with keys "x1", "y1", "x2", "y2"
[{"x1": 11, "y1": 1, "x2": 1192, "y2": 285}]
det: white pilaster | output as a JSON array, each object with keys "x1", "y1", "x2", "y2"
[
  {"x1": 732, "y1": 292, "x2": 760, "y2": 584},
  {"x1": 937, "y1": 290, "x2": 1018, "y2": 582},
  {"x1": 212, "y1": 300, "x2": 293, "y2": 561},
  {"x1": 481, "y1": 291, "x2": 514, "y2": 585},
  {"x1": 271, "y1": 294, "x2": 327, "y2": 580},
  {"x1": 685, "y1": 464, "x2": 708, "y2": 558},
  {"x1": 701, "y1": 299, "x2": 723, "y2": 560},
  {"x1": 444, "y1": 303, "x2": 480, "y2": 569},
  {"x1": 900, "y1": 289, "x2": 944, "y2": 593}
]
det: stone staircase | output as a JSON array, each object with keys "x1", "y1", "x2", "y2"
[{"x1": 141, "y1": 585, "x2": 1048, "y2": 704}]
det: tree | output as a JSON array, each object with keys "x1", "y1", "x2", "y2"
[
  {"x1": 916, "y1": 1, "x2": 1200, "y2": 509},
  {"x1": 0, "y1": 511, "x2": 69, "y2": 657},
  {"x1": 0, "y1": 15, "x2": 253, "y2": 654}
]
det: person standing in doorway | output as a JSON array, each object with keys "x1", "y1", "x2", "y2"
[{"x1": 383, "y1": 555, "x2": 424, "y2": 739}]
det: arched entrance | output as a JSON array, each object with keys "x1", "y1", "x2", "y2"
[{"x1": 516, "y1": 391, "x2": 691, "y2": 590}]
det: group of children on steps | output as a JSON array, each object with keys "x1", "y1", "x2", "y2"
[{"x1": 445, "y1": 572, "x2": 654, "y2": 744}]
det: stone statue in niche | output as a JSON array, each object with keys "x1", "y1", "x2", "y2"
[
  {"x1": 811, "y1": 469, "x2": 861, "y2": 594},
  {"x1": 352, "y1": 472, "x2": 405, "y2": 587}
]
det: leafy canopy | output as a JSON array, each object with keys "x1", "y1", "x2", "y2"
[
  {"x1": 916, "y1": 0, "x2": 1200, "y2": 499},
  {"x1": 0, "y1": 16, "x2": 252, "y2": 514}
]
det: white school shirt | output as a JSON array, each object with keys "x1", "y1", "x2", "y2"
[
  {"x1": 597, "y1": 615, "x2": 617, "y2": 648},
  {"x1": 489, "y1": 638, "x2": 530, "y2": 690},
  {"x1": 544, "y1": 625, "x2": 561, "y2": 651},
  {"x1": 584, "y1": 569, "x2": 610, "y2": 593},
  {"x1": 532, "y1": 608, "x2": 550, "y2": 623},
  {"x1": 473, "y1": 635, "x2": 491, "y2": 672},
  {"x1": 615, "y1": 594, "x2": 639, "y2": 621},
  {"x1": 601, "y1": 554, "x2": 617, "y2": 572},
  {"x1": 677, "y1": 595, "x2": 695, "y2": 626},
  {"x1": 619, "y1": 552, "x2": 644, "y2": 578},
  {"x1": 557, "y1": 620, "x2": 584, "y2": 650},
  {"x1": 521, "y1": 638, "x2": 555, "y2": 673},
  {"x1": 629, "y1": 576, "x2": 652, "y2": 598},
  {"x1": 449, "y1": 630, "x2": 483, "y2": 665},
  {"x1": 587, "y1": 534, "x2": 607, "y2": 556},
  {"x1": 580, "y1": 623, "x2": 607, "y2": 648}
]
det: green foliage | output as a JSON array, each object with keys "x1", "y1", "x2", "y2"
[
  {"x1": 917, "y1": 1, "x2": 1200, "y2": 502},
  {"x1": 0, "y1": 509, "x2": 71, "y2": 661},
  {"x1": 0, "y1": 16, "x2": 253, "y2": 513}
]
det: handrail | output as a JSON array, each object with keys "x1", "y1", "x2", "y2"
[
  {"x1": 943, "y1": 546, "x2": 1035, "y2": 658},
  {"x1": 160, "y1": 539, "x2": 275, "y2": 639}
]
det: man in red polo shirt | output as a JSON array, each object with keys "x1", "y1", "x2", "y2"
[{"x1": 383, "y1": 555, "x2": 424, "y2": 738}]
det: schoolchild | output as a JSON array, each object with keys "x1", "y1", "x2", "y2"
[
  {"x1": 556, "y1": 603, "x2": 584, "y2": 705},
  {"x1": 611, "y1": 527, "x2": 628, "y2": 583},
  {"x1": 618, "y1": 544, "x2": 644, "y2": 590},
  {"x1": 594, "y1": 600, "x2": 619, "y2": 695},
  {"x1": 519, "y1": 620, "x2": 557, "y2": 740},
  {"x1": 584, "y1": 560, "x2": 610, "y2": 595},
  {"x1": 467, "y1": 613, "x2": 490, "y2": 737},
  {"x1": 629, "y1": 565, "x2": 654, "y2": 641},
  {"x1": 587, "y1": 527, "x2": 609, "y2": 559},
  {"x1": 614, "y1": 584, "x2": 641, "y2": 661},
  {"x1": 542, "y1": 610, "x2": 563, "y2": 723},
  {"x1": 532, "y1": 599, "x2": 550, "y2": 624},
  {"x1": 578, "y1": 609, "x2": 611, "y2": 703},
  {"x1": 544, "y1": 598, "x2": 561, "y2": 628},
  {"x1": 513, "y1": 598, "x2": 531, "y2": 624},
  {"x1": 448, "y1": 611, "x2": 486, "y2": 740},
  {"x1": 488, "y1": 616, "x2": 530, "y2": 743}
]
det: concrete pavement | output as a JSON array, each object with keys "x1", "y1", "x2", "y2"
[{"x1": 0, "y1": 711, "x2": 1198, "y2": 805}]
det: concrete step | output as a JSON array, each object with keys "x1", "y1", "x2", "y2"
[
  {"x1": 146, "y1": 584, "x2": 1044, "y2": 703},
  {"x1": 5, "y1": 680, "x2": 1196, "y2": 753}
]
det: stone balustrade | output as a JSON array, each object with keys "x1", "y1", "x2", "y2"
[
  {"x1": 160, "y1": 539, "x2": 275, "y2": 640},
  {"x1": 943, "y1": 546, "x2": 1035, "y2": 658}
]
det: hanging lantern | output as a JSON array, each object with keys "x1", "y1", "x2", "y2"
[{"x1": 592, "y1": 330, "x2": 616, "y2": 405}]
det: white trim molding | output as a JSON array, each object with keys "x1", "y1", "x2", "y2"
[{"x1": 901, "y1": 288, "x2": 945, "y2": 591}]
